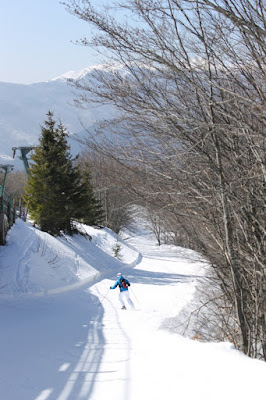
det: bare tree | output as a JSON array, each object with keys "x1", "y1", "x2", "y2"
[
  {"x1": 4, "y1": 170, "x2": 27, "y2": 199},
  {"x1": 77, "y1": 150, "x2": 135, "y2": 232},
  {"x1": 64, "y1": 0, "x2": 266, "y2": 359}
]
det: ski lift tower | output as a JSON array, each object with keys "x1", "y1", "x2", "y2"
[{"x1": 12, "y1": 146, "x2": 35, "y2": 176}]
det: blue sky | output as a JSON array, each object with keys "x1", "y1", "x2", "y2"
[{"x1": 0, "y1": 0, "x2": 104, "y2": 84}]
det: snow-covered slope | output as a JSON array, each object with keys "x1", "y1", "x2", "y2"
[
  {"x1": 0, "y1": 219, "x2": 139, "y2": 296},
  {"x1": 0, "y1": 218, "x2": 265, "y2": 400}
]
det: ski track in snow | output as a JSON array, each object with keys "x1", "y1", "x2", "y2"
[
  {"x1": 14, "y1": 231, "x2": 37, "y2": 292},
  {"x1": 66, "y1": 300, "x2": 132, "y2": 400}
]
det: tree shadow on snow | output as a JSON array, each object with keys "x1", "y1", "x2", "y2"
[
  {"x1": 124, "y1": 268, "x2": 203, "y2": 286},
  {"x1": 0, "y1": 289, "x2": 108, "y2": 400}
]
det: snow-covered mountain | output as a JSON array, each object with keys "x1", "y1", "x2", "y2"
[
  {"x1": 0, "y1": 65, "x2": 114, "y2": 168},
  {"x1": 51, "y1": 63, "x2": 122, "y2": 82}
]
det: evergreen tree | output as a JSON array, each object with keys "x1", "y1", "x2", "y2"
[
  {"x1": 24, "y1": 112, "x2": 103, "y2": 235},
  {"x1": 77, "y1": 167, "x2": 104, "y2": 226}
]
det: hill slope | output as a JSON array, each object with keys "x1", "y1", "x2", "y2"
[{"x1": 0, "y1": 219, "x2": 265, "y2": 400}]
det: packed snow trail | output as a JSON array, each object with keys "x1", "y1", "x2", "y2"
[{"x1": 0, "y1": 220, "x2": 265, "y2": 400}]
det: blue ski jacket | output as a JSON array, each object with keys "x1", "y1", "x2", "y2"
[{"x1": 110, "y1": 276, "x2": 130, "y2": 292}]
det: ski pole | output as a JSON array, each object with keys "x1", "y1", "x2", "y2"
[
  {"x1": 97, "y1": 288, "x2": 110, "y2": 307},
  {"x1": 129, "y1": 287, "x2": 140, "y2": 306}
]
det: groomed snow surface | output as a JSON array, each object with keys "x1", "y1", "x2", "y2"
[{"x1": 0, "y1": 218, "x2": 265, "y2": 400}]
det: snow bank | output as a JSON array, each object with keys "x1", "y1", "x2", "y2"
[{"x1": 0, "y1": 219, "x2": 139, "y2": 296}]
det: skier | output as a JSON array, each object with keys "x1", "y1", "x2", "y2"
[{"x1": 110, "y1": 273, "x2": 134, "y2": 309}]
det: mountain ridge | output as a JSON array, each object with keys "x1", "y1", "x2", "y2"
[{"x1": 0, "y1": 65, "x2": 114, "y2": 168}]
